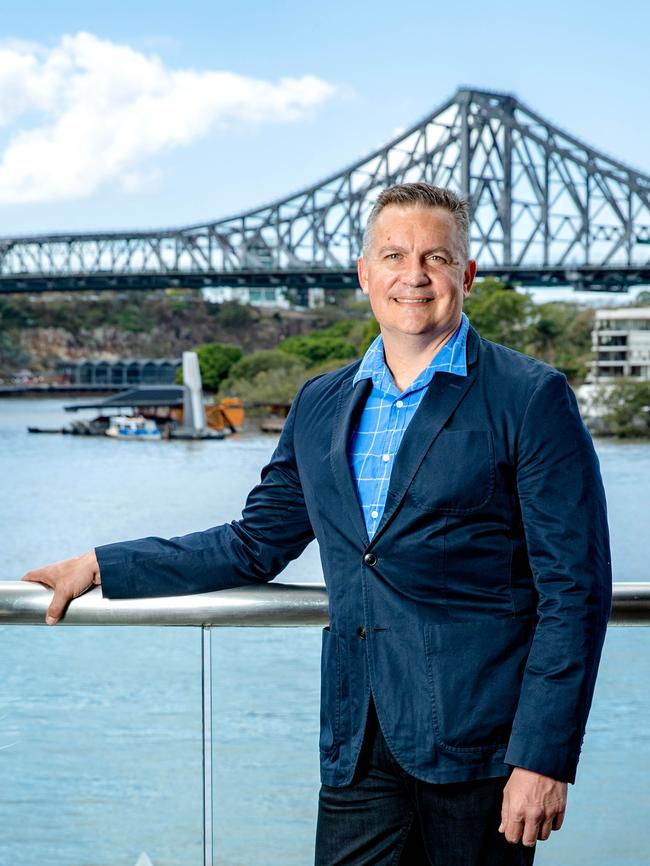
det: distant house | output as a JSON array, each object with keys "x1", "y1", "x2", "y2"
[
  {"x1": 589, "y1": 308, "x2": 650, "y2": 382},
  {"x1": 205, "y1": 285, "x2": 292, "y2": 308},
  {"x1": 58, "y1": 358, "x2": 181, "y2": 387}
]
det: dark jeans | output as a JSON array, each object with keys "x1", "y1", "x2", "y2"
[{"x1": 315, "y1": 699, "x2": 536, "y2": 866}]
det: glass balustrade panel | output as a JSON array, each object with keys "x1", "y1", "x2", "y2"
[
  {"x1": 211, "y1": 626, "x2": 321, "y2": 866},
  {"x1": 0, "y1": 625, "x2": 203, "y2": 866}
]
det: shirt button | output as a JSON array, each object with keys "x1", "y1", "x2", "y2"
[
  {"x1": 357, "y1": 626, "x2": 367, "y2": 640},
  {"x1": 363, "y1": 553, "x2": 377, "y2": 567},
  {"x1": 382, "y1": 454, "x2": 390, "y2": 462},
  {"x1": 371, "y1": 510, "x2": 379, "y2": 519},
  {"x1": 395, "y1": 400, "x2": 404, "y2": 408}
]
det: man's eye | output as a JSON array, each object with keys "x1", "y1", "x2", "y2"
[
  {"x1": 385, "y1": 253, "x2": 401, "y2": 261},
  {"x1": 429, "y1": 254, "x2": 447, "y2": 264}
]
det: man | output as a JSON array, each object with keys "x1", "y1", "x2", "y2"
[{"x1": 24, "y1": 183, "x2": 612, "y2": 865}]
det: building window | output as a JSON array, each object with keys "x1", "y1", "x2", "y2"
[
  {"x1": 111, "y1": 364, "x2": 125, "y2": 385},
  {"x1": 142, "y1": 362, "x2": 158, "y2": 384},
  {"x1": 95, "y1": 363, "x2": 109, "y2": 385}
]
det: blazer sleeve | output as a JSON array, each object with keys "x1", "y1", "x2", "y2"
[
  {"x1": 504, "y1": 370, "x2": 612, "y2": 783},
  {"x1": 95, "y1": 381, "x2": 316, "y2": 599}
]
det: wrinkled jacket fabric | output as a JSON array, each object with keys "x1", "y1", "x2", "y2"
[{"x1": 97, "y1": 326, "x2": 612, "y2": 786}]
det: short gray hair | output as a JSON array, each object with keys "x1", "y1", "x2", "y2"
[{"x1": 362, "y1": 183, "x2": 470, "y2": 261}]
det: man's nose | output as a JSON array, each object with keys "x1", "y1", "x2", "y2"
[{"x1": 401, "y1": 259, "x2": 430, "y2": 286}]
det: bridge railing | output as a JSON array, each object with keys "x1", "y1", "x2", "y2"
[{"x1": 1, "y1": 580, "x2": 647, "y2": 866}]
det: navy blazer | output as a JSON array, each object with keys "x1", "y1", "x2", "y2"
[{"x1": 97, "y1": 325, "x2": 612, "y2": 786}]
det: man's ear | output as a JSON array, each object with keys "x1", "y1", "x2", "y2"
[
  {"x1": 463, "y1": 259, "x2": 477, "y2": 297},
  {"x1": 357, "y1": 256, "x2": 369, "y2": 296}
]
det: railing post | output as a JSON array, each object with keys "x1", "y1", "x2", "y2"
[{"x1": 201, "y1": 625, "x2": 213, "y2": 866}]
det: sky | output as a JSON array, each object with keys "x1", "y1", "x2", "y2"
[{"x1": 0, "y1": 0, "x2": 648, "y2": 243}]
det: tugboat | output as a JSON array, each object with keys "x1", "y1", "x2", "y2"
[{"x1": 105, "y1": 415, "x2": 163, "y2": 441}]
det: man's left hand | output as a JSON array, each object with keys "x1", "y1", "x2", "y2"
[{"x1": 499, "y1": 767, "x2": 567, "y2": 847}]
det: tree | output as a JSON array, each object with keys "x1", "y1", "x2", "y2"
[
  {"x1": 0, "y1": 298, "x2": 36, "y2": 330},
  {"x1": 214, "y1": 300, "x2": 255, "y2": 328},
  {"x1": 464, "y1": 278, "x2": 532, "y2": 352},
  {"x1": 278, "y1": 329, "x2": 357, "y2": 368},
  {"x1": 526, "y1": 302, "x2": 594, "y2": 381},
  {"x1": 596, "y1": 380, "x2": 650, "y2": 438},
  {"x1": 0, "y1": 331, "x2": 31, "y2": 375},
  {"x1": 178, "y1": 342, "x2": 242, "y2": 391},
  {"x1": 221, "y1": 349, "x2": 303, "y2": 383},
  {"x1": 359, "y1": 318, "x2": 380, "y2": 354},
  {"x1": 527, "y1": 305, "x2": 563, "y2": 361},
  {"x1": 628, "y1": 290, "x2": 650, "y2": 307},
  {"x1": 218, "y1": 349, "x2": 307, "y2": 406}
]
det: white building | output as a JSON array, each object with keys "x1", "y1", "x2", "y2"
[
  {"x1": 589, "y1": 307, "x2": 650, "y2": 382},
  {"x1": 202, "y1": 285, "x2": 332, "y2": 309},
  {"x1": 202, "y1": 285, "x2": 291, "y2": 308}
]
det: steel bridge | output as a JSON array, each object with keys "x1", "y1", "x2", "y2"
[{"x1": 2, "y1": 87, "x2": 650, "y2": 295}]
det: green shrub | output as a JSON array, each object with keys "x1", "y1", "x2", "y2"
[
  {"x1": 358, "y1": 318, "x2": 380, "y2": 355},
  {"x1": 222, "y1": 366, "x2": 308, "y2": 406},
  {"x1": 223, "y1": 349, "x2": 304, "y2": 382},
  {"x1": 597, "y1": 380, "x2": 650, "y2": 438},
  {"x1": 176, "y1": 342, "x2": 243, "y2": 391},
  {"x1": 464, "y1": 278, "x2": 532, "y2": 352},
  {"x1": 0, "y1": 331, "x2": 31, "y2": 371},
  {"x1": 278, "y1": 333, "x2": 357, "y2": 367},
  {"x1": 0, "y1": 298, "x2": 36, "y2": 329},
  {"x1": 217, "y1": 301, "x2": 254, "y2": 328},
  {"x1": 218, "y1": 349, "x2": 307, "y2": 405}
]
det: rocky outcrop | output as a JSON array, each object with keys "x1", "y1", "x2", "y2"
[{"x1": 2, "y1": 294, "x2": 344, "y2": 374}]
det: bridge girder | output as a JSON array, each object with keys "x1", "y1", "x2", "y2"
[{"x1": 1, "y1": 88, "x2": 649, "y2": 294}]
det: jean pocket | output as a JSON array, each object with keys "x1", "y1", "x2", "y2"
[
  {"x1": 319, "y1": 627, "x2": 342, "y2": 755},
  {"x1": 425, "y1": 617, "x2": 535, "y2": 753}
]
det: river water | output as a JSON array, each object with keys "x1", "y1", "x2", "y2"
[{"x1": 0, "y1": 398, "x2": 648, "y2": 866}]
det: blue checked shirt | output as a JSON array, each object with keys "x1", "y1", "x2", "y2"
[{"x1": 348, "y1": 313, "x2": 469, "y2": 540}]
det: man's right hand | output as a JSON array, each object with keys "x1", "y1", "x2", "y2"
[{"x1": 21, "y1": 551, "x2": 102, "y2": 625}]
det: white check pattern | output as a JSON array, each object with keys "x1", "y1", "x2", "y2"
[{"x1": 348, "y1": 313, "x2": 469, "y2": 540}]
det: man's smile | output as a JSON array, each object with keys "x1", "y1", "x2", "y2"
[{"x1": 393, "y1": 297, "x2": 432, "y2": 304}]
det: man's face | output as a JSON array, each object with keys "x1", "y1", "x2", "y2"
[{"x1": 357, "y1": 205, "x2": 476, "y2": 343}]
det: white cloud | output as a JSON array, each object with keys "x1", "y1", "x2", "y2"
[{"x1": 0, "y1": 32, "x2": 338, "y2": 205}]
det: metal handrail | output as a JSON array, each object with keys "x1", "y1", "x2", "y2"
[
  {"x1": 0, "y1": 581, "x2": 328, "y2": 626},
  {"x1": 0, "y1": 581, "x2": 648, "y2": 626}
]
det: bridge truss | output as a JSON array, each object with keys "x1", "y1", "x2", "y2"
[{"x1": 1, "y1": 88, "x2": 649, "y2": 294}]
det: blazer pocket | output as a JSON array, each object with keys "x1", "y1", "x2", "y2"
[
  {"x1": 409, "y1": 430, "x2": 495, "y2": 514},
  {"x1": 425, "y1": 617, "x2": 535, "y2": 753},
  {"x1": 319, "y1": 627, "x2": 342, "y2": 755}
]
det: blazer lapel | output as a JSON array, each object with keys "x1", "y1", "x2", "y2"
[
  {"x1": 329, "y1": 373, "x2": 373, "y2": 546},
  {"x1": 369, "y1": 326, "x2": 481, "y2": 546}
]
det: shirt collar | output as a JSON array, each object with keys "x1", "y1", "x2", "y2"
[{"x1": 352, "y1": 312, "x2": 470, "y2": 397}]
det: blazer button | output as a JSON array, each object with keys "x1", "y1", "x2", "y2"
[
  {"x1": 357, "y1": 626, "x2": 367, "y2": 640},
  {"x1": 363, "y1": 553, "x2": 377, "y2": 567}
]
